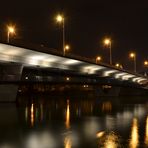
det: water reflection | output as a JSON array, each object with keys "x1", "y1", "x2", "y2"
[
  {"x1": 25, "y1": 106, "x2": 28, "y2": 122},
  {"x1": 133, "y1": 105, "x2": 146, "y2": 119},
  {"x1": 40, "y1": 104, "x2": 43, "y2": 122},
  {"x1": 65, "y1": 100, "x2": 70, "y2": 129},
  {"x1": 96, "y1": 131, "x2": 105, "y2": 138},
  {"x1": 25, "y1": 132, "x2": 56, "y2": 148},
  {"x1": 102, "y1": 101, "x2": 112, "y2": 112},
  {"x1": 64, "y1": 136, "x2": 72, "y2": 148},
  {"x1": 145, "y1": 116, "x2": 148, "y2": 146},
  {"x1": 31, "y1": 103, "x2": 34, "y2": 126},
  {"x1": 98, "y1": 132, "x2": 120, "y2": 148},
  {"x1": 0, "y1": 95, "x2": 148, "y2": 147},
  {"x1": 104, "y1": 132, "x2": 120, "y2": 148},
  {"x1": 129, "y1": 118, "x2": 139, "y2": 148},
  {"x1": 84, "y1": 118, "x2": 100, "y2": 138}
]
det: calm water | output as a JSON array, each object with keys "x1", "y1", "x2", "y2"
[{"x1": 0, "y1": 94, "x2": 148, "y2": 148}]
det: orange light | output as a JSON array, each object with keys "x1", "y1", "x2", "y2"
[
  {"x1": 115, "y1": 63, "x2": 120, "y2": 67},
  {"x1": 145, "y1": 117, "x2": 148, "y2": 145},
  {"x1": 96, "y1": 56, "x2": 101, "y2": 61},
  {"x1": 64, "y1": 136, "x2": 72, "y2": 148},
  {"x1": 130, "y1": 52, "x2": 135, "y2": 58},
  {"x1": 31, "y1": 103, "x2": 34, "y2": 126},
  {"x1": 66, "y1": 77, "x2": 70, "y2": 81},
  {"x1": 56, "y1": 14, "x2": 64, "y2": 22},
  {"x1": 96, "y1": 56, "x2": 102, "y2": 63},
  {"x1": 65, "y1": 45, "x2": 70, "y2": 51},
  {"x1": 144, "y1": 61, "x2": 148, "y2": 66},
  {"x1": 7, "y1": 25, "x2": 15, "y2": 34},
  {"x1": 65, "y1": 100, "x2": 70, "y2": 129},
  {"x1": 104, "y1": 38, "x2": 111, "y2": 45},
  {"x1": 129, "y1": 118, "x2": 139, "y2": 148},
  {"x1": 96, "y1": 131, "x2": 105, "y2": 138}
]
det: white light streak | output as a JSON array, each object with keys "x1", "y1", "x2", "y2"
[
  {"x1": 122, "y1": 74, "x2": 135, "y2": 80},
  {"x1": 132, "y1": 77, "x2": 141, "y2": 82},
  {"x1": 103, "y1": 70, "x2": 117, "y2": 77},
  {"x1": 82, "y1": 65, "x2": 104, "y2": 74},
  {"x1": 63, "y1": 59, "x2": 82, "y2": 65},
  {"x1": 115, "y1": 72, "x2": 127, "y2": 79}
]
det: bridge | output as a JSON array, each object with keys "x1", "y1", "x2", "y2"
[{"x1": 0, "y1": 43, "x2": 147, "y2": 101}]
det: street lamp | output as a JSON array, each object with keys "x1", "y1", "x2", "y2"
[
  {"x1": 115, "y1": 63, "x2": 123, "y2": 69},
  {"x1": 96, "y1": 56, "x2": 102, "y2": 63},
  {"x1": 129, "y1": 52, "x2": 136, "y2": 72},
  {"x1": 104, "y1": 38, "x2": 112, "y2": 65},
  {"x1": 144, "y1": 60, "x2": 148, "y2": 66},
  {"x1": 144, "y1": 60, "x2": 148, "y2": 76},
  {"x1": 56, "y1": 14, "x2": 65, "y2": 55},
  {"x1": 64, "y1": 44, "x2": 70, "y2": 54},
  {"x1": 7, "y1": 25, "x2": 15, "y2": 43},
  {"x1": 115, "y1": 63, "x2": 120, "y2": 68}
]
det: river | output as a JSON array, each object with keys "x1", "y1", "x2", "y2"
[{"x1": 0, "y1": 93, "x2": 148, "y2": 148}]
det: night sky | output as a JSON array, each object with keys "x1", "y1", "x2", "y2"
[{"x1": 0, "y1": 0, "x2": 148, "y2": 72}]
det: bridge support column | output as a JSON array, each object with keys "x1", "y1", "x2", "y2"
[{"x1": 0, "y1": 63, "x2": 23, "y2": 102}]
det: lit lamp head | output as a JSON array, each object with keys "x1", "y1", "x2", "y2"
[
  {"x1": 66, "y1": 77, "x2": 70, "y2": 81},
  {"x1": 56, "y1": 14, "x2": 64, "y2": 23},
  {"x1": 104, "y1": 38, "x2": 111, "y2": 45},
  {"x1": 130, "y1": 52, "x2": 135, "y2": 58},
  {"x1": 96, "y1": 56, "x2": 101, "y2": 62},
  {"x1": 144, "y1": 60, "x2": 148, "y2": 66},
  {"x1": 65, "y1": 45, "x2": 70, "y2": 51},
  {"x1": 115, "y1": 63, "x2": 120, "y2": 68},
  {"x1": 8, "y1": 26, "x2": 15, "y2": 34}
]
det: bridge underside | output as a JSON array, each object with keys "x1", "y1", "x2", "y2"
[
  {"x1": 0, "y1": 43, "x2": 147, "y2": 101},
  {"x1": 0, "y1": 62, "x2": 145, "y2": 88},
  {"x1": 19, "y1": 66, "x2": 148, "y2": 96},
  {"x1": 0, "y1": 62, "x2": 147, "y2": 102},
  {"x1": 21, "y1": 66, "x2": 144, "y2": 87}
]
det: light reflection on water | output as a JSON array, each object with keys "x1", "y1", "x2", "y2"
[
  {"x1": 129, "y1": 118, "x2": 139, "y2": 148},
  {"x1": 30, "y1": 103, "x2": 34, "y2": 127},
  {"x1": 99, "y1": 132, "x2": 121, "y2": 148},
  {"x1": 0, "y1": 96, "x2": 148, "y2": 147},
  {"x1": 64, "y1": 135, "x2": 72, "y2": 148},
  {"x1": 24, "y1": 131, "x2": 56, "y2": 148},
  {"x1": 40, "y1": 103, "x2": 43, "y2": 122},
  {"x1": 102, "y1": 101, "x2": 112, "y2": 112},
  {"x1": 25, "y1": 106, "x2": 28, "y2": 122},
  {"x1": 65, "y1": 100, "x2": 70, "y2": 129},
  {"x1": 145, "y1": 116, "x2": 148, "y2": 146}
]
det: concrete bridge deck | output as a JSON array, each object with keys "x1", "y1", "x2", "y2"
[
  {"x1": 0, "y1": 42, "x2": 147, "y2": 101},
  {"x1": 0, "y1": 43, "x2": 147, "y2": 84}
]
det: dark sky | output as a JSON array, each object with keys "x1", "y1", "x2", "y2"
[{"x1": 0, "y1": 0, "x2": 148, "y2": 72}]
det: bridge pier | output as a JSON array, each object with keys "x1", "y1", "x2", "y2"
[{"x1": 0, "y1": 63, "x2": 23, "y2": 102}]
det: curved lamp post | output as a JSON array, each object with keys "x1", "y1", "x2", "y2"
[
  {"x1": 96, "y1": 56, "x2": 102, "y2": 64},
  {"x1": 56, "y1": 14, "x2": 65, "y2": 55},
  {"x1": 7, "y1": 25, "x2": 15, "y2": 43},
  {"x1": 129, "y1": 52, "x2": 136, "y2": 73},
  {"x1": 104, "y1": 38, "x2": 112, "y2": 65}
]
